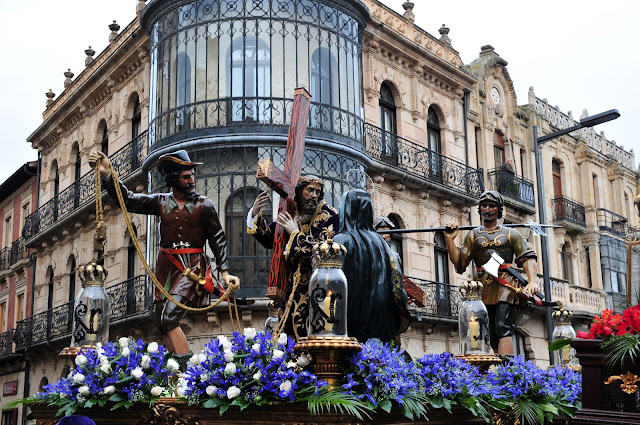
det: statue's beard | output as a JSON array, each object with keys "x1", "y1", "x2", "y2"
[
  {"x1": 481, "y1": 210, "x2": 497, "y2": 221},
  {"x1": 175, "y1": 183, "x2": 197, "y2": 198},
  {"x1": 299, "y1": 198, "x2": 318, "y2": 216}
]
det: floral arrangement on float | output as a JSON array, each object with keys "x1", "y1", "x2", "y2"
[{"x1": 3, "y1": 330, "x2": 582, "y2": 425}]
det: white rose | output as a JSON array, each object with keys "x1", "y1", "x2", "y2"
[
  {"x1": 279, "y1": 380, "x2": 292, "y2": 393},
  {"x1": 217, "y1": 335, "x2": 229, "y2": 346},
  {"x1": 96, "y1": 342, "x2": 102, "y2": 348},
  {"x1": 222, "y1": 341, "x2": 232, "y2": 351},
  {"x1": 167, "y1": 359, "x2": 180, "y2": 372},
  {"x1": 100, "y1": 363, "x2": 112, "y2": 374},
  {"x1": 99, "y1": 355, "x2": 109, "y2": 365},
  {"x1": 73, "y1": 373, "x2": 85, "y2": 383},
  {"x1": 252, "y1": 343, "x2": 261, "y2": 353},
  {"x1": 75, "y1": 354, "x2": 88, "y2": 367},
  {"x1": 297, "y1": 353, "x2": 311, "y2": 368},
  {"x1": 198, "y1": 353, "x2": 207, "y2": 364},
  {"x1": 206, "y1": 385, "x2": 218, "y2": 397},
  {"x1": 200, "y1": 373, "x2": 209, "y2": 382},
  {"x1": 60, "y1": 392, "x2": 68, "y2": 399},
  {"x1": 131, "y1": 367, "x2": 144, "y2": 380},
  {"x1": 189, "y1": 353, "x2": 200, "y2": 366},
  {"x1": 226, "y1": 386, "x2": 241, "y2": 399},
  {"x1": 287, "y1": 361, "x2": 296, "y2": 369},
  {"x1": 278, "y1": 333, "x2": 288, "y2": 345},
  {"x1": 253, "y1": 371, "x2": 262, "y2": 381},
  {"x1": 119, "y1": 337, "x2": 129, "y2": 348},
  {"x1": 150, "y1": 386, "x2": 163, "y2": 397},
  {"x1": 177, "y1": 387, "x2": 187, "y2": 397},
  {"x1": 272, "y1": 349, "x2": 284, "y2": 360},
  {"x1": 224, "y1": 349, "x2": 234, "y2": 362},
  {"x1": 103, "y1": 385, "x2": 116, "y2": 396},
  {"x1": 141, "y1": 355, "x2": 151, "y2": 369},
  {"x1": 243, "y1": 328, "x2": 257, "y2": 341},
  {"x1": 121, "y1": 347, "x2": 131, "y2": 357},
  {"x1": 78, "y1": 385, "x2": 90, "y2": 397},
  {"x1": 147, "y1": 342, "x2": 159, "y2": 354},
  {"x1": 224, "y1": 362, "x2": 237, "y2": 375}
]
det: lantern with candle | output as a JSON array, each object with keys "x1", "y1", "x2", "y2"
[
  {"x1": 458, "y1": 279, "x2": 492, "y2": 355},
  {"x1": 307, "y1": 240, "x2": 348, "y2": 336},
  {"x1": 552, "y1": 308, "x2": 577, "y2": 366}
]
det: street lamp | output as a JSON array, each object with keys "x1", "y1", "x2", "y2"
[{"x1": 534, "y1": 109, "x2": 619, "y2": 365}]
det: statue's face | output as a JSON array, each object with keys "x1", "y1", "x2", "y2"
[
  {"x1": 300, "y1": 182, "x2": 322, "y2": 214},
  {"x1": 175, "y1": 169, "x2": 196, "y2": 195},
  {"x1": 376, "y1": 226, "x2": 391, "y2": 242},
  {"x1": 480, "y1": 201, "x2": 499, "y2": 222}
]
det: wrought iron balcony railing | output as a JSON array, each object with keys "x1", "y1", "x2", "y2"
[
  {"x1": 106, "y1": 275, "x2": 152, "y2": 322},
  {"x1": 0, "y1": 329, "x2": 15, "y2": 357},
  {"x1": 22, "y1": 131, "x2": 148, "y2": 241},
  {"x1": 597, "y1": 208, "x2": 633, "y2": 238},
  {"x1": 0, "y1": 238, "x2": 28, "y2": 272},
  {"x1": 13, "y1": 274, "x2": 151, "y2": 350},
  {"x1": 487, "y1": 168, "x2": 535, "y2": 208},
  {"x1": 364, "y1": 124, "x2": 484, "y2": 198},
  {"x1": 404, "y1": 276, "x2": 463, "y2": 320},
  {"x1": 552, "y1": 196, "x2": 586, "y2": 229}
]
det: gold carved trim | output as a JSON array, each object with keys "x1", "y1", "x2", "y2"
[{"x1": 605, "y1": 371, "x2": 640, "y2": 394}]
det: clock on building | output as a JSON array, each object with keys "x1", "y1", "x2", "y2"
[{"x1": 491, "y1": 86, "x2": 501, "y2": 105}]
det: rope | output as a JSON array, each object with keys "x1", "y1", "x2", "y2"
[
  {"x1": 98, "y1": 161, "x2": 240, "y2": 315},
  {"x1": 273, "y1": 263, "x2": 303, "y2": 338}
]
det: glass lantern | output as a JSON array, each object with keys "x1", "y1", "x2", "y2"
[
  {"x1": 71, "y1": 262, "x2": 111, "y2": 348},
  {"x1": 458, "y1": 279, "x2": 492, "y2": 355},
  {"x1": 552, "y1": 308, "x2": 577, "y2": 366},
  {"x1": 308, "y1": 240, "x2": 348, "y2": 337}
]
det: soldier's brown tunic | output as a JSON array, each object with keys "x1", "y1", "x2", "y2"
[{"x1": 104, "y1": 176, "x2": 228, "y2": 305}]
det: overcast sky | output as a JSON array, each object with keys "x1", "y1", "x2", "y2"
[{"x1": 1, "y1": 0, "x2": 638, "y2": 184}]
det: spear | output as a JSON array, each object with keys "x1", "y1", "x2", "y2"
[{"x1": 377, "y1": 220, "x2": 561, "y2": 237}]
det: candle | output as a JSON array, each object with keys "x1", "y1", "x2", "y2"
[
  {"x1": 562, "y1": 345, "x2": 571, "y2": 365},
  {"x1": 87, "y1": 314, "x2": 99, "y2": 342},
  {"x1": 469, "y1": 317, "x2": 480, "y2": 350},
  {"x1": 322, "y1": 291, "x2": 333, "y2": 332}
]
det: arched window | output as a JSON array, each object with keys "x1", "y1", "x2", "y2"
[
  {"x1": 176, "y1": 52, "x2": 192, "y2": 130},
  {"x1": 229, "y1": 37, "x2": 271, "y2": 122},
  {"x1": 552, "y1": 160, "x2": 564, "y2": 219},
  {"x1": 132, "y1": 98, "x2": 142, "y2": 139},
  {"x1": 225, "y1": 187, "x2": 271, "y2": 295},
  {"x1": 127, "y1": 225, "x2": 138, "y2": 280},
  {"x1": 493, "y1": 132, "x2": 505, "y2": 168},
  {"x1": 38, "y1": 377, "x2": 48, "y2": 392},
  {"x1": 311, "y1": 47, "x2": 337, "y2": 130},
  {"x1": 379, "y1": 83, "x2": 397, "y2": 162},
  {"x1": 73, "y1": 146, "x2": 81, "y2": 208},
  {"x1": 561, "y1": 243, "x2": 573, "y2": 284},
  {"x1": 68, "y1": 256, "x2": 76, "y2": 302},
  {"x1": 60, "y1": 366, "x2": 70, "y2": 381},
  {"x1": 46, "y1": 267, "x2": 54, "y2": 311},
  {"x1": 101, "y1": 125, "x2": 109, "y2": 156},
  {"x1": 52, "y1": 161, "x2": 60, "y2": 221},
  {"x1": 427, "y1": 107, "x2": 442, "y2": 180},
  {"x1": 434, "y1": 232, "x2": 451, "y2": 316}
]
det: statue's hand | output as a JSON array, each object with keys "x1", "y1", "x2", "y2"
[
  {"x1": 88, "y1": 151, "x2": 111, "y2": 177},
  {"x1": 251, "y1": 191, "x2": 270, "y2": 216},
  {"x1": 522, "y1": 281, "x2": 537, "y2": 296},
  {"x1": 276, "y1": 211, "x2": 299, "y2": 235},
  {"x1": 444, "y1": 221, "x2": 459, "y2": 239},
  {"x1": 221, "y1": 271, "x2": 240, "y2": 291}
]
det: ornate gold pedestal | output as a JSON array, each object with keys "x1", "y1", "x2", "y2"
[
  {"x1": 294, "y1": 336, "x2": 362, "y2": 385},
  {"x1": 59, "y1": 345, "x2": 96, "y2": 357},
  {"x1": 455, "y1": 354, "x2": 502, "y2": 373}
]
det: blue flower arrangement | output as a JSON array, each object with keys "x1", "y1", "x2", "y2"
[
  {"x1": 34, "y1": 337, "x2": 176, "y2": 416},
  {"x1": 10, "y1": 332, "x2": 581, "y2": 424},
  {"x1": 183, "y1": 329, "x2": 328, "y2": 414}
]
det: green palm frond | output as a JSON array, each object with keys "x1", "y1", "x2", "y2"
[
  {"x1": 512, "y1": 398, "x2": 544, "y2": 425},
  {"x1": 602, "y1": 334, "x2": 640, "y2": 369},
  {"x1": 304, "y1": 389, "x2": 373, "y2": 420},
  {"x1": 401, "y1": 395, "x2": 428, "y2": 420}
]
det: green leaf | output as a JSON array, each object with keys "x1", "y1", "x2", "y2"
[
  {"x1": 111, "y1": 401, "x2": 129, "y2": 410},
  {"x1": 108, "y1": 393, "x2": 124, "y2": 403},
  {"x1": 548, "y1": 338, "x2": 571, "y2": 351},
  {"x1": 429, "y1": 394, "x2": 444, "y2": 409},
  {"x1": 305, "y1": 389, "x2": 373, "y2": 420},
  {"x1": 83, "y1": 399, "x2": 96, "y2": 409},
  {"x1": 116, "y1": 375, "x2": 135, "y2": 385},
  {"x1": 603, "y1": 334, "x2": 640, "y2": 369},
  {"x1": 379, "y1": 399, "x2": 392, "y2": 413},
  {"x1": 218, "y1": 402, "x2": 231, "y2": 415},
  {"x1": 203, "y1": 398, "x2": 223, "y2": 409}
]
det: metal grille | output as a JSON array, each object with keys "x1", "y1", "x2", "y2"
[
  {"x1": 405, "y1": 276, "x2": 463, "y2": 319},
  {"x1": 149, "y1": 145, "x2": 365, "y2": 299},
  {"x1": 22, "y1": 131, "x2": 148, "y2": 241},
  {"x1": 106, "y1": 275, "x2": 152, "y2": 321},
  {"x1": 0, "y1": 329, "x2": 14, "y2": 357},
  {"x1": 487, "y1": 168, "x2": 535, "y2": 207},
  {"x1": 364, "y1": 123, "x2": 484, "y2": 198},
  {"x1": 552, "y1": 196, "x2": 586, "y2": 227}
]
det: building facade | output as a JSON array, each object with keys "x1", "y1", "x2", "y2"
[
  {"x1": 0, "y1": 162, "x2": 37, "y2": 424},
  {"x1": 3, "y1": 1, "x2": 637, "y2": 422}
]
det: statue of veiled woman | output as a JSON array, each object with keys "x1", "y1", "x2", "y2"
[{"x1": 333, "y1": 189, "x2": 410, "y2": 343}]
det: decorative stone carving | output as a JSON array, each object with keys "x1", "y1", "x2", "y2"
[
  {"x1": 109, "y1": 21, "x2": 121, "y2": 43},
  {"x1": 85, "y1": 46, "x2": 95, "y2": 67},
  {"x1": 45, "y1": 89, "x2": 55, "y2": 107},
  {"x1": 137, "y1": 0, "x2": 146, "y2": 16},
  {"x1": 438, "y1": 25, "x2": 451, "y2": 46},
  {"x1": 402, "y1": 2, "x2": 415, "y2": 22},
  {"x1": 63, "y1": 69, "x2": 74, "y2": 89}
]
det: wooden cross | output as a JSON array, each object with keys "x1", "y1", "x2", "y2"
[{"x1": 256, "y1": 87, "x2": 312, "y2": 302}]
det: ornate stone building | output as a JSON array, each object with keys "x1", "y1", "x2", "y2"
[{"x1": 2, "y1": 2, "x2": 637, "y2": 422}]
